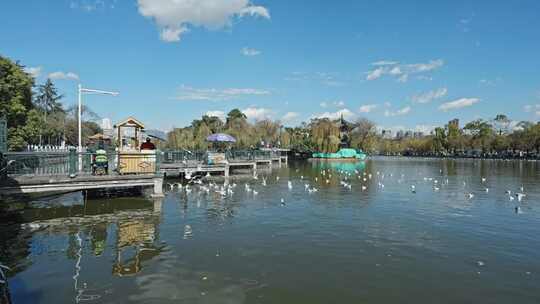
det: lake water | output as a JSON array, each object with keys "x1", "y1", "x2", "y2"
[{"x1": 1, "y1": 157, "x2": 540, "y2": 303}]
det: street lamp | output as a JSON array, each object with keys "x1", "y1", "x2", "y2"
[{"x1": 77, "y1": 84, "x2": 119, "y2": 171}]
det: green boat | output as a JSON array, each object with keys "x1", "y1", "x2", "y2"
[{"x1": 312, "y1": 148, "x2": 367, "y2": 161}]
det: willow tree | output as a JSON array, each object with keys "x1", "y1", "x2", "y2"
[
  {"x1": 310, "y1": 118, "x2": 340, "y2": 153},
  {"x1": 167, "y1": 127, "x2": 195, "y2": 150},
  {"x1": 193, "y1": 122, "x2": 211, "y2": 150},
  {"x1": 350, "y1": 118, "x2": 377, "y2": 152},
  {"x1": 254, "y1": 119, "x2": 280, "y2": 146},
  {"x1": 224, "y1": 109, "x2": 256, "y2": 148}
]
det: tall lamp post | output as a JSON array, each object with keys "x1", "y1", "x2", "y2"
[{"x1": 77, "y1": 84, "x2": 119, "y2": 171}]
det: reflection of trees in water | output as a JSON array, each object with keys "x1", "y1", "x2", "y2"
[{"x1": 0, "y1": 208, "x2": 32, "y2": 277}]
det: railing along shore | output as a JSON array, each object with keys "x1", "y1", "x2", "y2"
[{"x1": 2, "y1": 149, "x2": 285, "y2": 177}]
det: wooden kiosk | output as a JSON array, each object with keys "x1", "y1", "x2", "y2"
[{"x1": 114, "y1": 117, "x2": 157, "y2": 174}]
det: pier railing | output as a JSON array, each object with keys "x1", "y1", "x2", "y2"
[
  {"x1": 2, "y1": 149, "x2": 285, "y2": 178},
  {"x1": 3, "y1": 150, "x2": 159, "y2": 177}
]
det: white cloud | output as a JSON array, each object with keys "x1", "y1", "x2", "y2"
[
  {"x1": 312, "y1": 108, "x2": 355, "y2": 120},
  {"x1": 281, "y1": 112, "x2": 299, "y2": 123},
  {"x1": 137, "y1": 0, "x2": 270, "y2": 42},
  {"x1": 524, "y1": 104, "x2": 540, "y2": 114},
  {"x1": 25, "y1": 66, "x2": 42, "y2": 78},
  {"x1": 366, "y1": 67, "x2": 385, "y2": 81},
  {"x1": 406, "y1": 60, "x2": 444, "y2": 73},
  {"x1": 412, "y1": 88, "x2": 448, "y2": 104},
  {"x1": 285, "y1": 72, "x2": 345, "y2": 87},
  {"x1": 48, "y1": 71, "x2": 79, "y2": 81},
  {"x1": 358, "y1": 104, "x2": 377, "y2": 113},
  {"x1": 160, "y1": 27, "x2": 187, "y2": 42},
  {"x1": 333, "y1": 100, "x2": 345, "y2": 107},
  {"x1": 479, "y1": 77, "x2": 502, "y2": 87},
  {"x1": 205, "y1": 110, "x2": 226, "y2": 121},
  {"x1": 175, "y1": 85, "x2": 270, "y2": 101},
  {"x1": 438, "y1": 98, "x2": 480, "y2": 111},
  {"x1": 365, "y1": 59, "x2": 444, "y2": 82},
  {"x1": 242, "y1": 107, "x2": 273, "y2": 121},
  {"x1": 384, "y1": 101, "x2": 392, "y2": 107},
  {"x1": 241, "y1": 47, "x2": 261, "y2": 56},
  {"x1": 371, "y1": 60, "x2": 399, "y2": 66},
  {"x1": 70, "y1": 0, "x2": 117, "y2": 11},
  {"x1": 319, "y1": 102, "x2": 328, "y2": 108},
  {"x1": 384, "y1": 106, "x2": 411, "y2": 117}
]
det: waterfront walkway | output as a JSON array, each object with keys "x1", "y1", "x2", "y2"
[{"x1": 0, "y1": 149, "x2": 289, "y2": 198}]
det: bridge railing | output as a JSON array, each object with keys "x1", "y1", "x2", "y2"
[
  {"x1": 3, "y1": 150, "x2": 160, "y2": 177},
  {"x1": 160, "y1": 150, "x2": 206, "y2": 163},
  {"x1": 159, "y1": 149, "x2": 281, "y2": 164}
]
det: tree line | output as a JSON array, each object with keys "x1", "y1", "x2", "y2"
[
  {"x1": 166, "y1": 109, "x2": 540, "y2": 159},
  {"x1": 1, "y1": 55, "x2": 101, "y2": 151}
]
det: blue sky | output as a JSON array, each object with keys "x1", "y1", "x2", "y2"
[{"x1": 2, "y1": 0, "x2": 540, "y2": 133}]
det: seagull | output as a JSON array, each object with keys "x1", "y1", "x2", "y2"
[
  {"x1": 411, "y1": 185, "x2": 416, "y2": 193},
  {"x1": 276, "y1": 176, "x2": 280, "y2": 181},
  {"x1": 505, "y1": 190, "x2": 512, "y2": 195},
  {"x1": 481, "y1": 177, "x2": 486, "y2": 183},
  {"x1": 485, "y1": 188, "x2": 489, "y2": 193},
  {"x1": 520, "y1": 185, "x2": 524, "y2": 192},
  {"x1": 361, "y1": 185, "x2": 367, "y2": 191},
  {"x1": 509, "y1": 195, "x2": 515, "y2": 201},
  {"x1": 467, "y1": 193, "x2": 474, "y2": 199},
  {"x1": 253, "y1": 190, "x2": 258, "y2": 195},
  {"x1": 515, "y1": 193, "x2": 526, "y2": 202},
  {"x1": 288, "y1": 181, "x2": 293, "y2": 190},
  {"x1": 434, "y1": 186, "x2": 440, "y2": 191},
  {"x1": 515, "y1": 206, "x2": 522, "y2": 214},
  {"x1": 262, "y1": 177, "x2": 267, "y2": 186},
  {"x1": 280, "y1": 198, "x2": 285, "y2": 206},
  {"x1": 308, "y1": 187, "x2": 318, "y2": 194}
]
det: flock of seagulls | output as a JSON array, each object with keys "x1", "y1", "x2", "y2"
[{"x1": 165, "y1": 166, "x2": 531, "y2": 215}]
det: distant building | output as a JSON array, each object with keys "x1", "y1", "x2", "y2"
[
  {"x1": 413, "y1": 131, "x2": 424, "y2": 138},
  {"x1": 396, "y1": 130, "x2": 405, "y2": 139},
  {"x1": 448, "y1": 118, "x2": 459, "y2": 129},
  {"x1": 381, "y1": 129, "x2": 393, "y2": 139},
  {"x1": 102, "y1": 118, "x2": 113, "y2": 138}
]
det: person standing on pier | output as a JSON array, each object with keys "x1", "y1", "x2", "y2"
[{"x1": 140, "y1": 137, "x2": 156, "y2": 150}]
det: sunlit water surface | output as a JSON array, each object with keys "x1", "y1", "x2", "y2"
[{"x1": 1, "y1": 157, "x2": 540, "y2": 303}]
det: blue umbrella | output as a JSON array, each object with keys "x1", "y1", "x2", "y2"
[{"x1": 206, "y1": 133, "x2": 237, "y2": 143}]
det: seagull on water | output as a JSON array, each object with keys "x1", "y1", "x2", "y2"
[{"x1": 515, "y1": 193, "x2": 526, "y2": 202}]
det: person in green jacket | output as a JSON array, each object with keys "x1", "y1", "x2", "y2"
[{"x1": 92, "y1": 143, "x2": 109, "y2": 175}]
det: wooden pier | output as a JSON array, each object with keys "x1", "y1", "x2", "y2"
[
  {"x1": 0, "y1": 174, "x2": 163, "y2": 199},
  {"x1": 0, "y1": 149, "x2": 289, "y2": 198}
]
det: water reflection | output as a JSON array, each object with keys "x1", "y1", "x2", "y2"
[{"x1": 310, "y1": 159, "x2": 366, "y2": 173}]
